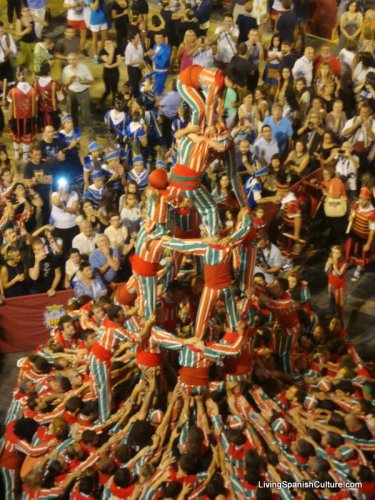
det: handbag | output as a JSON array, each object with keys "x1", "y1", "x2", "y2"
[{"x1": 324, "y1": 181, "x2": 347, "y2": 217}]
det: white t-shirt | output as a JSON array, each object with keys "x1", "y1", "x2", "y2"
[
  {"x1": 104, "y1": 225, "x2": 129, "y2": 249},
  {"x1": 335, "y1": 154, "x2": 358, "y2": 191},
  {"x1": 64, "y1": 0, "x2": 85, "y2": 21},
  {"x1": 51, "y1": 191, "x2": 79, "y2": 229},
  {"x1": 215, "y1": 26, "x2": 238, "y2": 63}
]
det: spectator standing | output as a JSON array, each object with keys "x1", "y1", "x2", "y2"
[
  {"x1": 54, "y1": 24, "x2": 81, "y2": 65},
  {"x1": 263, "y1": 103, "x2": 293, "y2": 155},
  {"x1": 104, "y1": 212, "x2": 129, "y2": 251},
  {"x1": 33, "y1": 37, "x2": 54, "y2": 75},
  {"x1": 125, "y1": 31, "x2": 145, "y2": 97},
  {"x1": 24, "y1": 145, "x2": 52, "y2": 225},
  {"x1": 28, "y1": 237, "x2": 62, "y2": 296},
  {"x1": 1, "y1": 246, "x2": 27, "y2": 297},
  {"x1": 111, "y1": 0, "x2": 129, "y2": 54},
  {"x1": 214, "y1": 13, "x2": 238, "y2": 67},
  {"x1": 99, "y1": 39, "x2": 122, "y2": 106},
  {"x1": 63, "y1": 0, "x2": 88, "y2": 55},
  {"x1": 62, "y1": 52, "x2": 94, "y2": 130},
  {"x1": 15, "y1": 6, "x2": 37, "y2": 71},
  {"x1": 292, "y1": 46, "x2": 315, "y2": 87},
  {"x1": 254, "y1": 124, "x2": 280, "y2": 166},
  {"x1": 275, "y1": 0, "x2": 296, "y2": 43},
  {"x1": 236, "y1": 3, "x2": 258, "y2": 44},
  {"x1": 27, "y1": 0, "x2": 46, "y2": 39},
  {"x1": 245, "y1": 29, "x2": 264, "y2": 91},
  {"x1": 146, "y1": 33, "x2": 171, "y2": 96},
  {"x1": 50, "y1": 179, "x2": 80, "y2": 254},
  {"x1": 0, "y1": 21, "x2": 17, "y2": 84},
  {"x1": 39, "y1": 125, "x2": 66, "y2": 188},
  {"x1": 88, "y1": 0, "x2": 108, "y2": 63}
]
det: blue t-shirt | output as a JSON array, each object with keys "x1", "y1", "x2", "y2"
[
  {"x1": 89, "y1": 248, "x2": 120, "y2": 283},
  {"x1": 89, "y1": 0, "x2": 107, "y2": 25},
  {"x1": 263, "y1": 116, "x2": 293, "y2": 154}
]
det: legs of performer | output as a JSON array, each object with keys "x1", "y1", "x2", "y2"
[
  {"x1": 133, "y1": 273, "x2": 157, "y2": 320},
  {"x1": 238, "y1": 247, "x2": 257, "y2": 294},
  {"x1": 185, "y1": 187, "x2": 219, "y2": 237},
  {"x1": 195, "y1": 286, "x2": 239, "y2": 339},
  {"x1": 176, "y1": 80, "x2": 205, "y2": 127},
  {"x1": 0, "y1": 467, "x2": 17, "y2": 500},
  {"x1": 89, "y1": 357, "x2": 111, "y2": 422},
  {"x1": 277, "y1": 326, "x2": 299, "y2": 375},
  {"x1": 222, "y1": 147, "x2": 247, "y2": 207}
]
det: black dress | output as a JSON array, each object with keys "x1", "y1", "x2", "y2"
[
  {"x1": 99, "y1": 47, "x2": 121, "y2": 105},
  {"x1": 112, "y1": 1, "x2": 129, "y2": 53}
]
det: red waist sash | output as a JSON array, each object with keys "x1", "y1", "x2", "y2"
[
  {"x1": 179, "y1": 366, "x2": 210, "y2": 386},
  {"x1": 136, "y1": 349, "x2": 162, "y2": 368},
  {"x1": 170, "y1": 163, "x2": 203, "y2": 191},
  {"x1": 91, "y1": 341, "x2": 112, "y2": 362},
  {"x1": 223, "y1": 348, "x2": 252, "y2": 376},
  {"x1": 204, "y1": 262, "x2": 232, "y2": 289},
  {"x1": 132, "y1": 254, "x2": 159, "y2": 277}
]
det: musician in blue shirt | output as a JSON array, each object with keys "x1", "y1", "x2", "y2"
[{"x1": 145, "y1": 33, "x2": 171, "y2": 95}]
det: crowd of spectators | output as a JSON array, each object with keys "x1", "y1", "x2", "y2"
[{"x1": 0, "y1": 0, "x2": 374, "y2": 498}]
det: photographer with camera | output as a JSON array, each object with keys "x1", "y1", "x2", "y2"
[
  {"x1": 50, "y1": 178, "x2": 80, "y2": 254},
  {"x1": 331, "y1": 141, "x2": 359, "y2": 206},
  {"x1": 342, "y1": 101, "x2": 375, "y2": 172}
]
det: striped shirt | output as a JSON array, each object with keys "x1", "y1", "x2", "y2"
[
  {"x1": 82, "y1": 184, "x2": 104, "y2": 209},
  {"x1": 127, "y1": 168, "x2": 149, "y2": 194},
  {"x1": 164, "y1": 238, "x2": 232, "y2": 265},
  {"x1": 134, "y1": 225, "x2": 165, "y2": 263},
  {"x1": 152, "y1": 326, "x2": 212, "y2": 369}
]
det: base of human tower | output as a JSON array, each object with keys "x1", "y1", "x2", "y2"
[{"x1": 2, "y1": 291, "x2": 374, "y2": 500}]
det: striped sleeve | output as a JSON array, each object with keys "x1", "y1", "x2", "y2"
[
  {"x1": 203, "y1": 335, "x2": 244, "y2": 360},
  {"x1": 151, "y1": 326, "x2": 184, "y2": 351},
  {"x1": 164, "y1": 237, "x2": 207, "y2": 256}
]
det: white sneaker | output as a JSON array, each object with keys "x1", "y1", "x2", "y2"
[
  {"x1": 22, "y1": 153, "x2": 29, "y2": 161},
  {"x1": 351, "y1": 267, "x2": 362, "y2": 282}
]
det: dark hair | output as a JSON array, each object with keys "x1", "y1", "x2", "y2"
[
  {"x1": 326, "y1": 431, "x2": 344, "y2": 448},
  {"x1": 151, "y1": 15, "x2": 162, "y2": 27},
  {"x1": 57, "y1": 376, "x2": 72, "y2": 392},
  {"x1": 179, "y1": 453, "x2": 198, "y2": 474},
  {"x1": 65, "y1": 396, "x2": 82, "y2": 414},
  {"x1": 13, "y1": 418, "x2": 39, "y2": 443},
  {"x1": 79, "y1": 261, "x2": 91, "y2": 272},
  {"x1": 28, "y1": 354, "x2": 52, "y2": 374},
  {"x1": 245, "y1": 449, "x2": 261, "y2": 469},
  {"x1": 79, "y1": 476, "x2": 96, "y2": 495},
  {"x1": 82, "y1": 430, "x2": 96, "y2": 444},
  {"x1": 204, "y1": 473, "x2": 225, "y2": 498},
  {"x1": 107, "y1": 304, "x2": 123, "y2": 321},
  {"x1": 328, "y1": 412, "x2": 346, "y2": 429},
  {"x1": 58, "y1": 314, "x2": 73, "y2": 331},
  {"x1": 68, "y1": 248, "x2": 80, "y2": 257},
  {"x1": 127, "y1": 420, "x2": 154, "y2": 448},
  {"x1": 296, "y1": 439, "x2": 315, "y2": 458},
  {"x1": 39, "y1": 63, "x2": 51, "y2": 76},
  {"x1": 114, "y1": 444, "x2": 133, "y2": 463},
  {"x1": 309, "y1": 428, "x2": 322, "y2": 444},
  {"x1": 114, "y1": 468, "x2": 132, "y2": 487}
]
